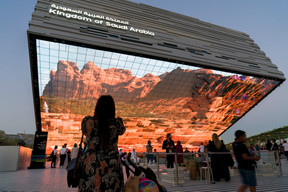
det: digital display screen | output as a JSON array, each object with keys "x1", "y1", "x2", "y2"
[{"x1": 36, "y1": 39, "x2": 279, "y2": 153}]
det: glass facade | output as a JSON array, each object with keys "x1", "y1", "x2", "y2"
[{"x1": 36, "y1": 39, "x2": 280, "y2": 152}]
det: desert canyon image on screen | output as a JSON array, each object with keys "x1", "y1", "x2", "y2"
[{"x1": 36, "y1": 40, "x2": 279, "y2": 153}]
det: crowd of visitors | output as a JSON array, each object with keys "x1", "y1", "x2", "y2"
[
  {"x1": 47, "y1": 95, "x2": 286, "y2": 192},
  {"x1": 240, "y1": 137, "x2": 288, "y2": 160},
  {"x1": 50, "y1": 143, "x2": 78, "y2": 168},
  {"x1": 137, "y1": 132, "x2": 284, "y2": 192}
]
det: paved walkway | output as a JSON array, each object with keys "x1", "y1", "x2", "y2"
[
  {"x1": 1, "y1": 160, "x2": 288, "y2": 192},
  {"x1": 0, "y1": 167, "x2": 77, "y2": 192},
  {"x1": 166, "y1": 176, "x2": 288, "y2": 192}
]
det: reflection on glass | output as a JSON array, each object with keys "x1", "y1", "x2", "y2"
[{"x1": 36, "y1": 39, "x2": 279, "y2": 153}]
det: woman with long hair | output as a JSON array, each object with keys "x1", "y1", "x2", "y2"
[
  {"x1": 79, "y1": 95, "x2": 126, "y2": 192},
  {"x1": 212, "y1": 134, "x2": 222, "y2": 150},
  {"x1": 208, "y1": 133, "x2": 232, "y2": 182},
  {"x1": 175, "y1": 141, "x2": 184, "y2": 165}
]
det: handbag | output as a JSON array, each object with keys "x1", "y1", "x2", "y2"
[
  {"x1": 67, "y1": 133, "x2": 84, "y2": 188},
  {"x1": 125, "y1": 175, "x2": 140, "y2": 192},
  {"x1": 224, "y1": 149, "x2": 234, "y2": 167}
]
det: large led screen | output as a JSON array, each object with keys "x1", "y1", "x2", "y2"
[{"x1": 36, "y1": 39, "x2": 279, "y2": 153}]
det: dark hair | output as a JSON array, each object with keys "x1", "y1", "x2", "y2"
[
  {"x1": 148, "y1": 140, "x2": 151, "y2": 144},
  {"x1": 94, "y1": 95, "x2": 115, "y2": 147},
  {"x1": 54, "y1": 145, "x2": 58, "y2": 149},
  {"x1": 167, "y1": 133, "x2": 171, "y2": 138},
  {"x1": 235, "y1": 130, "x2": 246, "y2": 139}
]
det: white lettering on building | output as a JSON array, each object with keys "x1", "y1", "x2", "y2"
[
  {"x1": 48, "y1": 4, "x2": 155, "y2": 37},
  {"x1": 49, "y1": 9, "x2": 92, "y2": 23}
]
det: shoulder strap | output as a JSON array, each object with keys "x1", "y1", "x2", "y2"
[{"x1": 79, "y1": 133, "x2": 84, "y2": 151}]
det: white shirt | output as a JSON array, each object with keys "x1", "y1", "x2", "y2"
[
  {"x1": 199, "y1": 145, "x2": 205, "y2": 153},
  {"x1": 53, "y1": 149, "x2": 57, "y2": 155},
  {"x1": 283, "y1": 143, "x2": 288, "y2": 151},
  {"x1": 71, "y1": 147, "x2": 79, "y2": 159},
  {"x1": 60, "y1": 148, "x2": 67, "y2": 155},
  {"x1": 131, "y1": 151, "x2": 137, "y2": 159}
]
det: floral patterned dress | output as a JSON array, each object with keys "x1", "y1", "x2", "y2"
[{"x1": 79, "y1": 116, "x2": 126, "y2": 192}]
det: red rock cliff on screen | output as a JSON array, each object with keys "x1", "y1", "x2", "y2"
[{"x1": 39, "y1": 58, "x2": 278, "y2": 154}]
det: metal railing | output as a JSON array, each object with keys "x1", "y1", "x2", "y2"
[{"x1": 128, "y1": 150, "x2": 283, "y2": 185}]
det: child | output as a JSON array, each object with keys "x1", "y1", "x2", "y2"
[{"x1": 233, "y1": 130, "x2": 260, "y2": 192}]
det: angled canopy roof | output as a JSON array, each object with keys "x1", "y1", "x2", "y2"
[
  {"x1": 28, "y1": 0, "x2": 285, "y2": 81},
  {"x1": 27, "y1": 0, "x2": 285, "y2": 152}
]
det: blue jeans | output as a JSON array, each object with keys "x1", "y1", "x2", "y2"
[
  {"x1": 239, "y1": 169, "x2": 257, "y2": 187},
  {"x1": 147, "y1": 154, "x2": 153, "y2": 163}
]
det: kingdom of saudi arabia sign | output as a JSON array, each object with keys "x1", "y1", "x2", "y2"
[{"x1": 49, "y1": 4, "x2": 156, "y2": 36}]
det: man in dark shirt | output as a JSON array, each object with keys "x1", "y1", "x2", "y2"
[
  {"x1": 233, "y1": 130, "x2": 260, "y2": 192},
  {"x1": 184, "y1": 148, "x2": 190, "y2": 153},
  {"x1": 162, "y1": 133, "x2": 175, "y2": 168},
  {"x1": 271, "y1": 139, "x2": 279, "y2": 151}
]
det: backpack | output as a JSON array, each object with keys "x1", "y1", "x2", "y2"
[{"x1": 50, "y1": 150, "x2": 55, "y2": 158}]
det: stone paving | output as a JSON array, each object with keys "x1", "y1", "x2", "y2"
[
  {"x1": 1, "y1": 159, "x2": 288, "y2": 192},
  {"x1": 0, "y1": 167, "x2": 77, "y2": 192}
]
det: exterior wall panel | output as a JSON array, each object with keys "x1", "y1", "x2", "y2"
[{"x1": 28, "y1": 0, "x2": 285, "y2": 80}]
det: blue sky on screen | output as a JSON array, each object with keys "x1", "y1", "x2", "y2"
[{"x1": 37, "y1": 39, "x2": 236, "y2": 94}]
